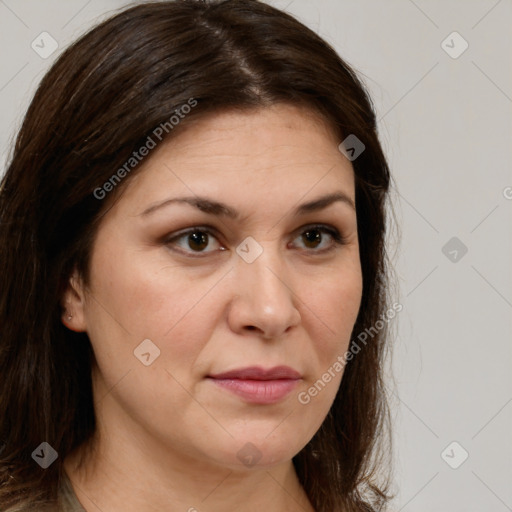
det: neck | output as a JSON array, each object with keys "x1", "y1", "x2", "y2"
[{"x1": 63, "y1": 427, "x2": 315, "y2": 512}]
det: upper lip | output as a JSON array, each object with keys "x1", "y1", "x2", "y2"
[{"x1": 208, "y1": 366, "x2": 301, "y2": 380}]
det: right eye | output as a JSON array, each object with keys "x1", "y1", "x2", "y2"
[{"x1": 164, "y1": 227, "x2": 227, "y2": 257}]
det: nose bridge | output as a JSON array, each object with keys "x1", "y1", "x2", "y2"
[{"x1": 238, "y1": 238, "x2": 288, "y2": 298}]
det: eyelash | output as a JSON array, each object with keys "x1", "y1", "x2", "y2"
[{"x1": 163, "y1": 224, "x2": 347, "y2": 258}]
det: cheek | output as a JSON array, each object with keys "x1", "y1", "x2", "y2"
[
  {"x1": 85, "y1": 243, "x2": 223, "y2": 373},
  {"x1": 300, "y1": 263, "x2": 363, "y2": 357},
  {"x1": 295, "y1": 268, "x2": 361, "y2": 422}
]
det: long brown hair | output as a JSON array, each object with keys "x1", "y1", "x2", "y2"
[{"x1": 0, "y1": 1, "x2": 394, "y2": 510}]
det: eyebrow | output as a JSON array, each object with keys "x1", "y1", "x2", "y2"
[{"x1": 139, "y1": 191, "x2": 355, "y2": 218}]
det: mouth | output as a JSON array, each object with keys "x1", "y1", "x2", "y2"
[{"x1": 207, "y1": 366, "x2": 302, "y2": 404}]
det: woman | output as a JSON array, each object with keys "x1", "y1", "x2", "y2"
[{"x1": 0, "y1": 1, "x2": 394, "y2": 510}]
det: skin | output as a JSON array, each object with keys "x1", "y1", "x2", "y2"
[{"x1": 62, "y1": 103, "x2": 363, "y2": 512}]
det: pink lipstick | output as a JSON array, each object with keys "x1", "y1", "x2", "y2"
[{"x1": 207, "y1": 366, "x2": 301, "y2": 404}]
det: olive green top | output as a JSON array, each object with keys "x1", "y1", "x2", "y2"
[
  {"x1": 58, "y1": 471, "x2": 86, "y2": 511},
  {"x1": 5, "y1": 472, "x2": 85, "y2": 512}
]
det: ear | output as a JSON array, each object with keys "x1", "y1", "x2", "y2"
[{"x1": 60, "y1": 268, "x2": 87, "y2": 332}]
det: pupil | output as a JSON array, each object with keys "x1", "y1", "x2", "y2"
[
  {"x1": 189, "y1": 231, "x2": 208, "y2": 251},
  {"x1": 304, "y1": 229, "x2": 321, "y2": 248}
]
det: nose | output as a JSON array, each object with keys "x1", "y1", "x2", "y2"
[{"x1": 227, "y1": 245, "x2": 302, "y2": 340}]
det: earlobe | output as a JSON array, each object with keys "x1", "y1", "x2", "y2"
[{"x1": 60, "y1": 270, "x2": 87, "y2": 332}]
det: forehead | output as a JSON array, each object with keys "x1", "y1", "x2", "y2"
[
  {"x1": 159, "y1": 103, "x2": 342, "y2": 162},
  {"x1": 112, "y1": 103, "x2": 355, "y2": 217}
]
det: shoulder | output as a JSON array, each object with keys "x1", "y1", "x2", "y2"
[
  {"x1": 1, "y1": 503, "x2": 58, "y2": 512},
  {"x1": 59, "y1": 471, "x2": 86, "y2": 511},
  {"x1": 1, "y1": 472, "x2": 85, "y2": 512}
]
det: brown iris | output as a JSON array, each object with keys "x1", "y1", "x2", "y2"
[
  {"x1": 302, "y1": 229, "x2": 322, "y2": 249},
  {"x1": 188, "y1": 231, "x2": 209, "y2": 251}
]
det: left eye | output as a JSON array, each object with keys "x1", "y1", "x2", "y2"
[
  {"x1": 164, "y1": 224, "x2": 345, "y2": 257},
  {"x1": 290, "y1": 224, "x2": 346, "y2": 252}
]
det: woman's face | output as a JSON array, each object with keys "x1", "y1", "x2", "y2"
[{"x1": 65, "y1": 103, "x2": 363, "y2": 471}]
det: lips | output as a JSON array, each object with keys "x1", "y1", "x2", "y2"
[
  {"x1": 207, "y1": 366, "x2": 302, "y2": 404},
  {"x1": 209, "y1": 365, "x2": 301, "y2": 380}
]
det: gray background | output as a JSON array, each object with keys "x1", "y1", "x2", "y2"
[{"x1": 1, "y1": 0, "x2": 511, "y2": 510}]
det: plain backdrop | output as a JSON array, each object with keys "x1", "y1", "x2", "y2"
[{"x1": 1, "y1": 1, "x2": 511, "y2": 510}]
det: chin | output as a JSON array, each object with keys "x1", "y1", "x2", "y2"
[{"x1": 206, "y1": 430, "x2": 309, "y2": 471}]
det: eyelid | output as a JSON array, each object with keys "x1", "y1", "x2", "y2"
[
  {"x1": 163, "y1": 225, "x2": 224, "y2": 257},
  {"x1": 163, "y1": 223, "x2": 347, "y2": 257},
  {"x1": 290, "y1": 223, "x2": 348, "y2": 250}
]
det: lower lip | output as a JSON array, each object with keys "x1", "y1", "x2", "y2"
[{"x1": 208, "y1": 378, "x2": 300, "y2": 404}]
